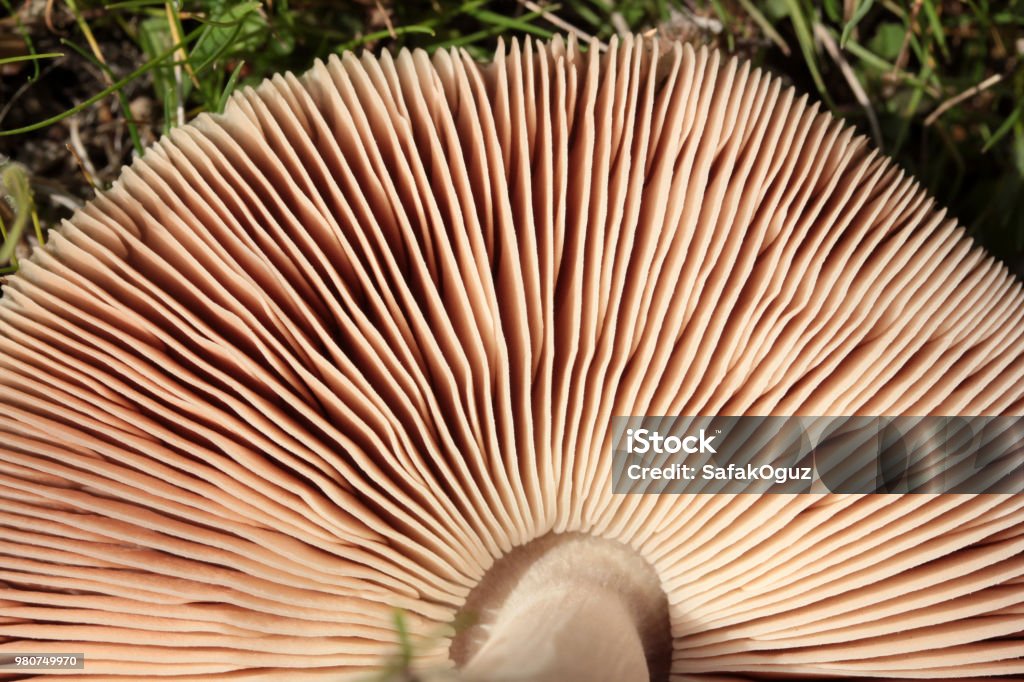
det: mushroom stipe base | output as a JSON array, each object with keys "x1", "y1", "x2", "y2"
[{"x1": 451, "y1": 533, "x2": 672, "y2": 682}]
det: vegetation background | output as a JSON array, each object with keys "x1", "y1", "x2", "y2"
[{"x1": 1, "y1": 0, "x2": 1023, "y2": 279}]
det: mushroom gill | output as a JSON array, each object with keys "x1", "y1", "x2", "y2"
[{"x1": 1, "y1": 34, "x2": 1023, "y2": 681}]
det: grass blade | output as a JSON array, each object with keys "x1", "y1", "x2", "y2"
[
  {"x1": 737, "y1": 0, "x2": 791, "y2": 55},
  {"x1": 840, "y1": 0, "x2": 874, "y2": 49},
  {"x1": 216, "y1": 60, "x2": 246, "y2": 113},
  {"x1": 470, "y1": 9, "x2": 554, "y2": 38},
  {"x1": 0, "y1": 164, "x2": 33, "y2": 263},
  {"x1": 0, "y1": 53, "x2": 64, "y2": 66},
  {"x1": 335, "y1": 25, "x2": 436, "y2": 53},
  {"x1": 58, "y1": 39, "x2": 145, "y2": 154},
  {"x1": 983, "y1": 105, "x2": 1022, "y2": 153},
  {"x1": 0, "y1": 26, "x2": 204, "y2": 137},
  {"x1": 921, "y1": 0, "x2": 950, "y2": 59},
  {"x1": 782, "y1": 0, "x2": 833, "y2": 106}
]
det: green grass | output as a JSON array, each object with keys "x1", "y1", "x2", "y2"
[{"x1": 1, "y1": 0, "x2": 1023, "y2": 272}]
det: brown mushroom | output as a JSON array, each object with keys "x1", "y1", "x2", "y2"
[{"x1": 1, "y1": 34, "x2": 1023, "y2": 681}]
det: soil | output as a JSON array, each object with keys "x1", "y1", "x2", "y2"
[{"x1": 1, "y1": 2, "x2": 159, "y2": 238}]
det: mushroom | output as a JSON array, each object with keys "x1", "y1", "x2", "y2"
[{"x1": 1, "y1": 34, "x2": 1023, "y2": 681}]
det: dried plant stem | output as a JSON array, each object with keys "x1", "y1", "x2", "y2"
[
  {"x1": 925, "y1": 73, "x2": 1005, "y2": 127},
  {"x1": 518, "y1": 1, "x2": 606, "y2": 51},
  {"x1": 815, "y1": 22, "x2": 882, "y2": 149}
]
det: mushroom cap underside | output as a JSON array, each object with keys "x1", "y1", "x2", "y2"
[{"x1": 1, "y1": 34, "x2": 1023, "y2": 680}]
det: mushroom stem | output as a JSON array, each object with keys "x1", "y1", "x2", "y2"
[
  {"x1": 455, "y1": 535, "x2": 668, "y2": 682},
  {"x1": 459, "y1": 579, "x2": 650, "y2": 681}
]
